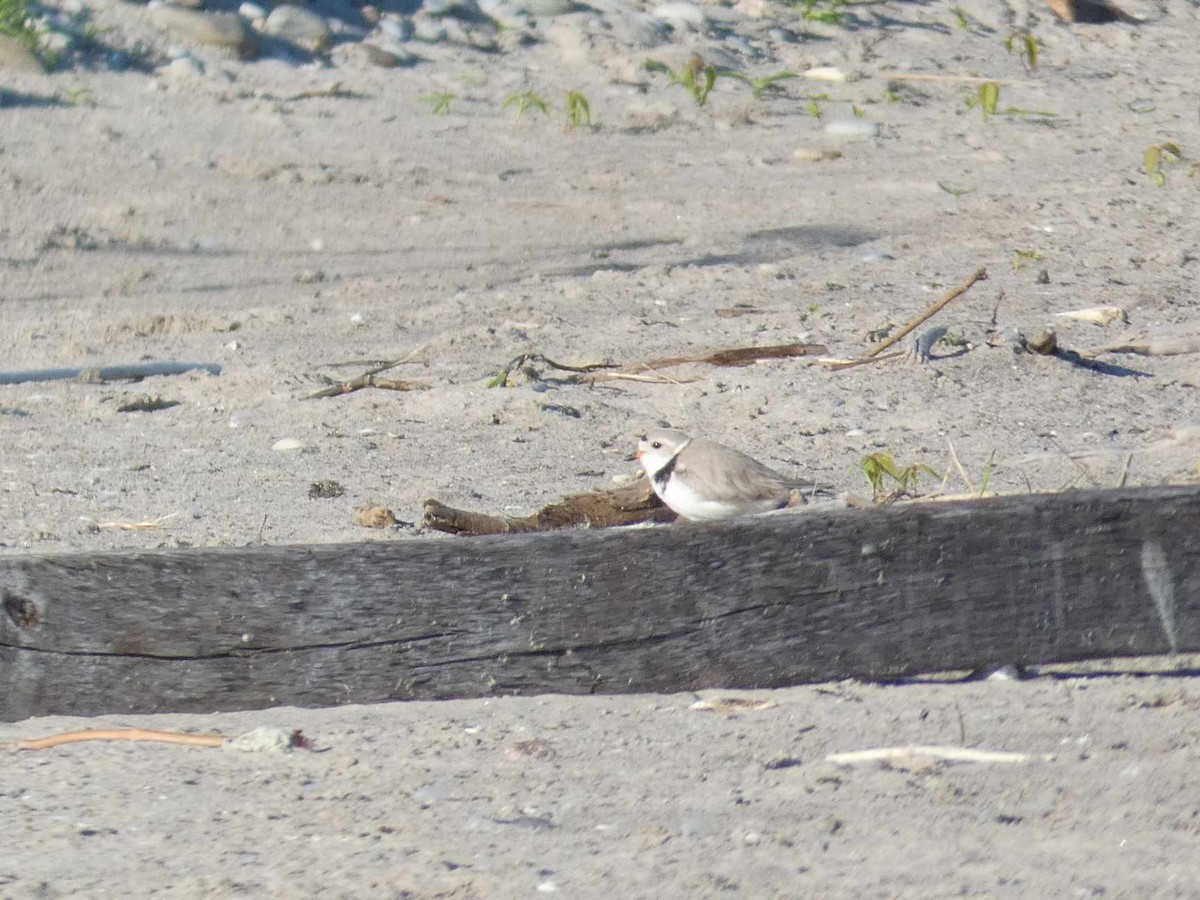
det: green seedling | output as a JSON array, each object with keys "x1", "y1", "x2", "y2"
[
  {"x1": 565, "y1": 90, "x2": 591, "y2": 127},
  {"x1": 420, "y1": 92, "x2": 455, "y2": 115},
  {"x1": 1001, "y1": 106, "x2": 1057, "y2": 118},
  {"x1": 858, "y1": 453, "x2": 938, "y2": 500},
  {"x1": 646, "y1": 57, "x2": 718, "y2": 106},
  {"x1": 882, "y1": 88, "x2": 901, "y2": 103},
  {"x1": 485, "y1": 371, "x2": 509, "y2": 388},
  {"x1": 937, "y1": 182, "x2": 974, "y2": 197},
  {"x1": 852, "y1": 104, "x2": 866, "y2": 118},
  {"x1": 951, "y1": 6, "x2": 971, "y2": 29},
  {"x1": 722, "y1": 70, "x2": 800, "y2": 100},
  {"x1": 503, "y1": 90, "x2": 549, "y2": 121},
  {"x1": 966, "y1": 81, "x2": 1000, "y2": 120},
  {"x1": 0, "y1": 0, "x2": 37, "y2": 50},
  {"x1": 1003, "y1": 31, "x2": 1042, "y2": 71},
  {"x1": 791, "y1": 0, "x2": 847, "y2": 25},
  {"x1": 1011, "y1": 249, "x2": 1045, "y2": 271},
  {"x1": 806, "y1": 97, "x2": 823, "y2": 118},
  {"x1": 59, "y1": 85, "x2": 94, "y2": 106},
  {"x1": 978, "y1": 450, "x2": 996, "y2": 497},
  {"x1": 1143, "y1": 142, "x2": 1181, "y2": 186}
]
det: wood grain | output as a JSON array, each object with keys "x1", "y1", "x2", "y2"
[{"x1": 2, "y1": 486, "x2": 1198, "y2": 720}]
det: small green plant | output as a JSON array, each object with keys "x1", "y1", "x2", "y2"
[
  {"x1": 1003, "y1": 31, "x2": 1042, "y2": 71},
  {"x1": 852, "y1": 104, "x2": 866, "y2": 118},
  {"x1": 1011, "y1": 249, "x2": 1046, "y2": 271},
  {"x1": 966, "y1": 81, "x2": 1000, "y2": 120},
  {"x1": 59, "y1": 85, "x2": 94, "y2": 106},
  {"x1": 565, "y1": 90, "x2": 591, "y2": 127},
  {"x1": 420, "y1": 92, "x2": 455, "y2": 115},
  {"x1": 858, "y1": 453, "x2": 938, "y2": 500},
  {"x1": 951, "y1": 6, "x2": 971, "y2": 29},
  {"x1": 0, "y1": 0, "x2": 38, "y2": 51},
  {"x1": 722, "y1": 70, "x2": 800, "y2": 100},
  {"x1": 937, "y1": 182, "x2": 973, "y2": 197},
  {"x1": 792, "y1": 0, "x2": 847, "y2": 24},
  {"x1": 1143, "y1": 142, "x2": 1182, "y2": 186},
  {"x1": 503, "y1": 90, "x2": 549, "y2": 121},
  {"x1": 646, "y1": 56, "x2": 718, "y2": 106},
  {"x1": 882, "y1": 88, "x2": 901, "y2": 104},
  {"x1": 806, "y1": 97, "x2": 823, "y2": 118},
  {"x1": 978, "y1": 450, "x2": 996, "y2": 497}
]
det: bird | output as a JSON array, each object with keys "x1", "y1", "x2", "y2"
[{"x1": 634, "y1": 428, "x2": 828, "y2": 522}]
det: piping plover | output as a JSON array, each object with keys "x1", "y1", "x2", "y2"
[{"x1": 635, "y1": 428, "x2": 826, "y2": 521}]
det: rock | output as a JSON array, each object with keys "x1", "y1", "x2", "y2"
[
  {"x1": 519, "y1": 0, "x2": 574, "y2": 15},
  {"x1": 146, "y1": 3, "x2": 258, "y2": 58},
  {"x1": 823, "y1": 118, "x2": 879, "y2": 140},
  {"x1": 159, "y1": 54, "x2": 206, "y2": 77},
  {"x1": 271, "y1": 438, "x2": 306, "y2": 452},
  {"x1": 239, "y1": 2, "x2": 268, "y2": 22},
  {"x1": 378, "y1": 16, "x2": 412, "y2": 41},
  {"x1": 423, "y1": 0, "x2": 483, "y2": 18},
  {"x1": 652, "y1": 1, "x2": 705, "y2": 31},
  {"x1": 0, "y1": 35, "x2": 46, "y2": 74},
  {"x1": 411, "y1": 15, "x2": 448, "y2": 40},
  {"x1": 263, "y1": 4, "x2": 332, "y2": 52},
  {"x1": 359, "y1": 42, "x2": 414, "y2": 66}
]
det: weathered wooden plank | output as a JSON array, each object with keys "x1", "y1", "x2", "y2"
[{"x1": 2, "y1": 486, "x2": 1199, "y2": 721}]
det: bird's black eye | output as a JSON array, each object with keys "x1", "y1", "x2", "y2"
[{"x1": 651, "y1": 441, "x2": 663, "y2": 449}]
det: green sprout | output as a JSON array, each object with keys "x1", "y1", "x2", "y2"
[
  {"x1": 806, "y1": 97, "x2": 823, "y2": 118},
  {"x1": 565, "y1": 90, "x2": 591, "y2": 127},
  {"x1": 792, "y1": 0, "x2": 847, "y2": 24},
  {"x1": 978, "y1": 450, "x2": 996, "y2": 497},
  {"x1": 1003, "y1": 31, "x2": 1042, "y2": 71},
  {"x1": 0, "y1": 0, "x2": 37, "y2": 50},
  {"x1": 59, "y1": 85, "x2": 94, "y2": 106},
  {"x1": 966, "y1": 82, "x2": 1000, "y2": 120},
  {"x1": 722, "y1": 70, "x2": 800, "y2": 100},
  {"x1": 503, "y1": 90, "x2": 549, "y2": 121},
  {"x1": 858, "y1": 453, "x2": 938, "y2": 501},
  {"x1": 937, "y1": 182, "x2": 974, "y2": 197},
  {"x1": 1011, "y1": 249, "x2": 1046, "y2": 271},
  {"x1": 1143, "y1": 142, "x2": 1182, "y2": 186},
  {"x1": 645, "y1": 56, "x2": 718, "y2": 107},
  {"x1": 420, "y1": 92, "x2": 455, "y2": 115},
  {"x1": 951, "y1": 6, "x2": 971, "y2": 29}
]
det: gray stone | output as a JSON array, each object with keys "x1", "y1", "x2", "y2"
[
  {"x1": 359, "y1": 42, "x2": 414, "y2": 66},
  {"x1": 0, "y1": 35, "x2": 45, "y2": 74},
  {"x1": 146, "y1": 3, "x2": 258, "y2": 57},
  {"x1": 422, "y1": 0, "x2": 482, "y2": 18},
  {"x1": 519, "y1": 0, "x2": 574, "y2": 15},
  {"x1": 263, "y1": 4, "x2": 332, "y2": 52},
  {"x1": 652, "y1": 1, "x2": 705, "y2": 31}
]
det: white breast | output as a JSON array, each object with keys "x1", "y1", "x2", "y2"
[{"x1": 655, "y1": 473, "x2": 782, "y2": 521}]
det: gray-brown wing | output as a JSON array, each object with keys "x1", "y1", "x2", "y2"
[{"x1": 675, "y1": 439, "x2": 816, "y2": 503}]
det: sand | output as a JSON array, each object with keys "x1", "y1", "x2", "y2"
[{"x1": 2, "y1": 0, "x2": 1200, "y2": 893}]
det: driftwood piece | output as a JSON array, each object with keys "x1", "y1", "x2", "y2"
[
  {"x1": 493, "y1": 343, "x2": 828, "y2": 388},
  {"x1": 424, "y1": 480, "x2": 675, "y2": 535},
  {"x1": 1087, "y1": 335, "x2": 1200, "y2": 358},
  {"x1": 0, "y1": 361, "x2": 221, "y2": 386},
  {"x1": 2, "y1": 486, "x2": 1200, "y2": 721}
]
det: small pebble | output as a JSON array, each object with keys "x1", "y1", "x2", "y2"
[
  {"x1": 653, "y1": 1, "x2": 706, "y2": 30},
  {"x1": 823, "y1": 119, "x2": 879, "y2": 140},
  {"x1": 272, "y1": 438, "x2": 305, "y2": 451}
]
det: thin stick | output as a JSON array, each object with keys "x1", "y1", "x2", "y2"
[
  {"x1": 826, "y1": 745, "x2": 1051, "y2": 766},
  {"x1": 946, "y1": 439, "x2": 976, "y2": 493},
  {"x1": 1, "y1": 728, "x2": 226, "y2": 752},
  {"x1": 865, "y1": 268, "x2": 988, "y2": 358},
  {"x1": 96, "y1": 512, "x2": 180, "y2": 531},
  {"x1": 1116, "y1": 452, "x2": 1133, "y2": 489},
  {"x1": 880, "y1": 73, "x2": 1033, "y2": 86},
  {"x1": 820, "y1": 350, "x2": 906, "y2": 371}
]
